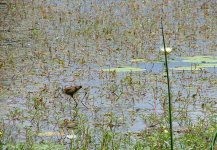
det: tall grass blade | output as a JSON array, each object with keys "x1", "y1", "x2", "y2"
[
  {"x1": 210, "y1": 130, "x2": 217, "y2": 150},
  {"x1": 160, "y1": 16, "x2": 174, "y2": 150}
]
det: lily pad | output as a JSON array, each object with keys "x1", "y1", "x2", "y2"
[
  {"x1": 172, "y1": 66, "x2": 202, "y2": 71},
  {"x1": 131, "y1": 58, "x2": 178, "y2": 63},
  {"x1": 198, "y1": 63, "x2": 217, "y2": 68},
  {"x1": 131, "y1": 58, "x2": 147, "y2": 63},
  {"x1": 172, "y1": 63, "x2": 217, "y2": 71},
  {"x1": 38, "y1": 131, "x2": 65, "y2": 137},
  {"x1": 102, "y1": 66, "x2": 146, "y2": 72},
  {"x1": 182, "y1": 56, "x2": 217, "y2": 63}
]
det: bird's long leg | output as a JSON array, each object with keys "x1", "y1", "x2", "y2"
[
  {"x1": 72, "y1": 97, "x2": 78, "y2": 108},
  {"x1": 80, "y1": 92, "x2": 88, "y2": 109},
  {"x1": 81, "y1": 101, "x2": 88, "y2": 109},
  {"x1": 73, "y1": 93, "x2": 88, "y2": 109},
  {"x1": 81, "y1": 92, "x2": 87, "y2": 101},
  {"x1": 67, "y1": 98, "x2": 73, "y2": 119}
]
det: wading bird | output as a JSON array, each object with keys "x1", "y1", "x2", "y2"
[
  {"x1": 64, "y1": 86, "x2": 82, "y2": 98},
  {"x1": 64, "y1": 85, "x2": 87, "y2": 108}
]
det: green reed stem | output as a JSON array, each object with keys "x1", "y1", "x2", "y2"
[
  {"x1": 160, "y1": 17, "x2": 174, "y2": 150},
  {"x1": 210, "y1": 130, "x2": 217, "y2": 150}
]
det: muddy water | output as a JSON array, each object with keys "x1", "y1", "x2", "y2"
[{"x1": 0, "y1": 0, "x2": 216, "y2": 146}]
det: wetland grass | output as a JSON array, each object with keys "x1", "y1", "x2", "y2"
[
  {"x1": 161, "y1": 16, "x2": 173, "y2": 149},
  {"x1": 0, "y1": 1, "x2": 216, "y2": 149},
  {"x1": 210, "y1": 130, "x2": 217, "y2": 150}
]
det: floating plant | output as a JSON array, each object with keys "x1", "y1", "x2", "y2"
[
  {"x1": 172, "y1": 62, "x2": 217, "y2": 71},
  {"x1": 182, "y1": 56, "x2": 217, "y2": 63},
  {"x1": 0, "y1": 1, "x2": 216, "y2": 149},
  {"x1": 37, "y1": 131, "x2": 65, "y2": 137},
  {"x1": 102, "y1": 66, "x2": 146, "y2": 72},
  {"x1": 131, "y1": 57, "x2": 178, "y2": 63},
  {"x1": 131, "y1": 58, "x2": 148, "y2": 63},
  {"x1": 160, "y1": 47, "x2": 172, "y2": 54}
]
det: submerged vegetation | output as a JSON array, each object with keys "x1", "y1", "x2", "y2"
[{"x1": 0, "y1": 0, "x2": 216, "y2": 149}]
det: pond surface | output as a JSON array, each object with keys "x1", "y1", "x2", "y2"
[{"x1": 0, "y1": 0, "x2": 216, "y2": 149}]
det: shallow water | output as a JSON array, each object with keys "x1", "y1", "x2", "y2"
[{"x1": 0, "y1": 0, "x2": 216, "y2": 147}]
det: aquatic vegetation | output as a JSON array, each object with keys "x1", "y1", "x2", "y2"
[
  {"x1": 160, "y1": 47, "x2": 172, "y2": 54},
  {"x1": 182, "y1": 56, "x2": 217, "y2": 63},
  {"x1": 172, "y1": 63, "x2": 217, "y2": 71},
  {"x1": 131, "y1": 58, "x2": 148, "y2": 63},
  {"x1": 4, "y1": 143, "x2": 65, "y2": 150},
  {"x1": 102, "y1": 66, "x2": 146, "y2": 72},
  {"x1": 172, "y1": 66, "x2": 203, "y2": 71},
  {"x1": 37, "y1": 131, "x2": 65, "y2": 137},
  {"x1": 0, "y1": 0, "x2": 216, "y2": 149}
]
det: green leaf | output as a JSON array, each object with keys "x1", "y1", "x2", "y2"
[
  {"x1": 102, "y1": 66, "x2": 145, "y2": 72},
  {"x1": 172, "y1": 63, "x2": 217, "y2": 71},
  {"x1": 182, "y1": 56, "x2": 217, "y2": 63}
]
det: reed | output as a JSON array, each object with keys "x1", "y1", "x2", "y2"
[
  {"x1": 160, "y1": 16, "x2": 174, "y2": 150},
  {"x1": 210, "y1": 130, "x2": 217, "y2": 150}
]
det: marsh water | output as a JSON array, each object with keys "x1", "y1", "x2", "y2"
[{"x1": 0, "y1": 0, "x2": 216, "y2": 149}]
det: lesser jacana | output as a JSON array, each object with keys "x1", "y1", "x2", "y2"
[
  {"x1": 64, "y1": 85, "x2": 82, "y2": 97},
  {"x1": 64, "y1": 85, "x2": 82, "y2": 107}
]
